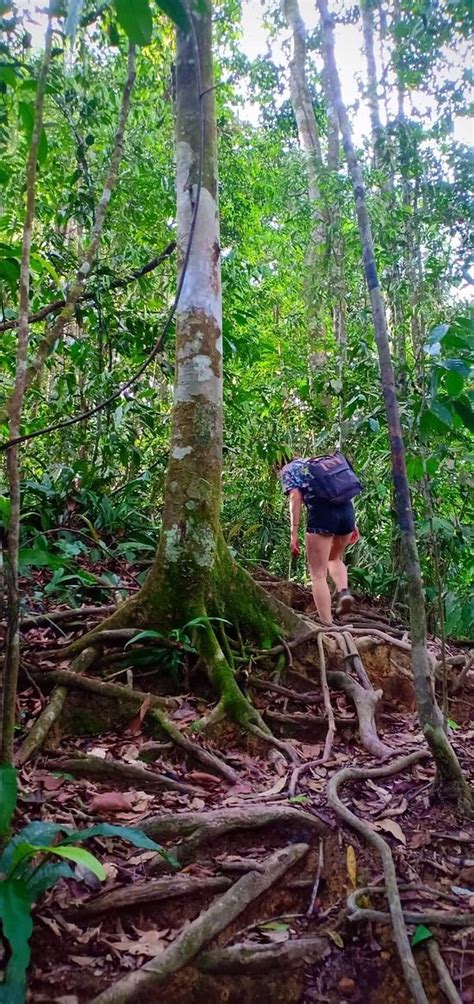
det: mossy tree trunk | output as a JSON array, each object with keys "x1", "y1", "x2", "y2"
[
  {"x1": 68, "y1": 0, "x2": 297, "y2": 727},
  {"x1": 317, "y1": 0, "x2": 472, "y2": 813}
]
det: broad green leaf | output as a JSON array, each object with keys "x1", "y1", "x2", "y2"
[
  {"x1": 429, "y1": 400, "x2": 453, "y2": 426},
  {"x1": 24, "y1": 861, "x2": 74, "y2": 899},
  {"x1": 411, "y1": 924, "x2": 433, "y2": 947},
  {"x1": 447, "y1": 718, "x2": 460, "y2": 731},
  {"x1": 426, "y1": 323, "x2": 449, "y2": 345},
  {"x1": 443, "y1": 370, "x2": 464, "y2": 398},
  {"x1": 155, "y1": 0, "x2": 189, "y2": 31},
  {"x1": 0, "y1": 763, "x2": 17, "y2": 835},
  {"x1": 0, "y1": 822, "x2": 65, "y2": 874},
  {"x1": 18, "y1": 547, "x2": 62, "y2": 570},
  {"x1": 49, "y1": 845, "x2": 106, "y2": 880},
  {"x1": 61, "y1": 823, "x2": 179, "y2": 867},
  {"x1": 452, "y1": 399, "x2": 474, "y2": 432},
  {"x1": 124, "y1": 629, "x2": 165, "y2": 648},
  {"x1": 0, "y1": 878, "x2": 33, "y2": 998},
  {"x1": 115, "y1": 0, "x2": 153, "y2": 46}
]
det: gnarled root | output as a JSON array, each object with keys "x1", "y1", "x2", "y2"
[
  {"x1": 91, "y1": 843, "x2": 310, "y2": 1004},
  {"x1": 326, "y1": 669, "x2": 392, "y2": 760},
  {"x1": 327, "y1": 751, "x2": 432, "y2": 1004}
]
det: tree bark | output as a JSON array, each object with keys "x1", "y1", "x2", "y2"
[
  {"x1": 1, "y1": 9, "x2": 53, "y2": 763},
  {"x1": 317, "y1": 0, "x2": 472, "y2": 813}
]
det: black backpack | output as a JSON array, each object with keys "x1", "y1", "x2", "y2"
[{"x1": 305, "y1": 452, "x2": 362, "y2": 503}]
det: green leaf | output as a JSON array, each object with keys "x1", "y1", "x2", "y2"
[
  {"x1": 429, "y1": 400, "x2": 453, "y2": 426},
  {"x1": 62, "y1": 823, "x2": 180, "y2": 868},
  {"x1": 0, "y1": 763, "x2": 17, "y2": 835},
  {"x1": 49, "y1": 845, "x2": 106, "y2": 880},
  {"x1": 411, "y1": 924, "x2": 433, "y2": 947},
  {"x1": 443, "y1": 370, "x2": 464, "y2": 398},
  {"x1": 0, "y1": 822, "x2": 65, "y2": 874},
  {"x1": 447, "y1": 718, "x2": 460, "y2": 731},
  {"x1": 259, "y1": 921, "x2": 290, "y2": 931},
  {"x1": 452, "y1": 399, "x2": 474, "y2": 432},
  {"x1": 124, "y1": 629, "x2": 165, "y2": 648},
  {"x1": 0, "y1": 878, "x2": 33, "y2": 999},
  {"x1": 426, "y1": 323, "x2": 449, "y2": 345},
  {"x1": 18, "y1": 547, "x2": 62, "y2": 570},
  {"x1": 155, "y1": 0, "x2": 189, "y2": 31},
  {"x1": 115, "y1": 0, "x2": 153, "y2": 45},
  {"x1": 24, "y1": 861, "x2": 74, "y2": 899}
]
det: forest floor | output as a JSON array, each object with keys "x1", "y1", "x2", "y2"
[{"x1": 4, "y1": 561, "x2": 474, "y2": 1004}]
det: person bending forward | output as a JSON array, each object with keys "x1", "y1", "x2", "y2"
[{"x1": 280, "y1": 457, "x2": 359, "y2": 625}]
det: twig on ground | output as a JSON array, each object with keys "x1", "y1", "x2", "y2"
[
  {"x1": 289, "y1": 759, "x2": 322, "y2": 799},
  {"x1": 91, "y1": 843, "x2": 310, "y2": 1003},
  {"x1": 16, "y1": 647, "x2": 97, "y2": 765},
  {"x1": 328, "y1": 751, "x2": 432, "y2": 1004},
  {"x1": 306, "y1": 836, "x2": 324, "y2": 916},
  {"x1": 318, "y1": 633, "x2": 336, "y2": 761},
  {"x1": 426, "y1": 941, "x2": 462, "y2": 1004}
]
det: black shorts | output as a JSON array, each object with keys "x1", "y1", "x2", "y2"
[{"x1": 306, "y1": 500, "x2": 355, "y2": 536}]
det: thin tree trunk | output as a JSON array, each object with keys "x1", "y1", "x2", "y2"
[
  {"x1": 360, "y1": 0, "x2": 384, "y2": 168},
  {"x1": 317, "y1": 0, "x2": 472, "y2": 813},
  {"x1": 282, "y1": 0, "x2": 327, "y2": 346},
  {"x1": 1, "y1": 9, "x2": 54, "y2": 763}
]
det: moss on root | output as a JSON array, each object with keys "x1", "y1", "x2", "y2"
[{"x1": 425, "y1": 724, "x2": 474, "y2": 817}]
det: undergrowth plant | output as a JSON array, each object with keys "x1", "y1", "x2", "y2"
[{"x1": 0, "y1": 764, "x2": 178, "y2": 1003}]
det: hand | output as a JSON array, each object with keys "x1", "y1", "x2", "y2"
[
  {"x1": 290, "y1": 539, "x2": 300, "y2": 557},
  {"x1": 349, "y1": 526, "x2": 360, "y2": 545}
]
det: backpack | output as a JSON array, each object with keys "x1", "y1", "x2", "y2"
[{"x1": 305, "y1": 452, "x2": 362, "y2": 504}]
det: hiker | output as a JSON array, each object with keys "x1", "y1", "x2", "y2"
[{"x1": 279, "y1": 452, "x2": 361, "y2": 625}]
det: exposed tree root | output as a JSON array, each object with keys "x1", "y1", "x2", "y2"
[
  {"x1": 347, "y1": 887, "x2": 474, "y2": 929},
  {"x1": 318, "y1": 633, "x2": 336, "y2": 761},
  {"x1": 30, "y1": 671, "x2": 238, "y2": 782},
  {"x1": 289, "y1": 759, "x2": 323, "y2": 799},
  {"x1": 327, "y1": 751, "x2": 432, "y2": 1004},
  {"x1": 44, "y1": 754, "x2": 207, "y2": 796},
  {"x1": 248, "y1": 675, "x2": 322, "y2": 707},
  {"x1": 341, "y1": 631, "x2": 372, "y2": 690},
  {"x1": 70, "y1": 875, "x2": 232, "y2": 918},
  {"x1": 91, "y1": 843, "x2": 310, "y2": 1004},
  {"x1": 246, "y1": 721, "x2": 300, "y2": 763},
  {"x1": 19, "y1": 605, "x2": 115, "y2": 629},
  {"x1": 426, "y1": 940, "x2": 462, "y2": 1004},
  {"x1": 16, "y1": 647, "x2": 97, "y2": 766},
  {"x1": 325, "y1": 669, "x2": 392, "y2": 760},
  {"x1": 264, "y1": 709, "x2": 352, "y2": 735},
  {"x1": 196, "y1": 935, "x2": 328, "y2": 974},
  {"x1": 142, "y1": 804, "x2": 328, "y2": 873}
]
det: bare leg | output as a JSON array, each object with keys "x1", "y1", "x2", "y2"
[
  {"x1": 328, "y1": 533, "x2": 353, "y2": 592},
  {"x1": 305, "y1": 533, "x2": 334, "y2": 624}
]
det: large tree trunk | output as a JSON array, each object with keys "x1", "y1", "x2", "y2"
[
  {"x1": 317, "y1": 0, "x2": 472, "y2": 813},
  {"x1": 66, "y1": 0, "x2": 298, "y2": 726}
]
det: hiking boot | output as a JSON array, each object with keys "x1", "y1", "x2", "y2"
[{"x1": 335, "y1": 588, "x2": 354, "y2": 617}]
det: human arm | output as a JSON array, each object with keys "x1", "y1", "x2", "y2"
[{"x1": 289, "y1": 489, "x2": 303, "y2": 555}]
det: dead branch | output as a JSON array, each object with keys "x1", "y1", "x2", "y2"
[
  {"x1": 16, "y1": 647, "x2": 97, "y2": 766},
  {"x1": 196, "y1": 935, "x2": 328, "y2": 974},
  {"x1": 44, "y1": 754, "x2": 206, "y2": 796},
  {"x1": 426, "y1": 940, "x2": 462, "y2": 1004},
  {"x1": 347, "y1": 888, "x2": 473, "y2": 928},
  {"x1": 70, "y1": 875, "x2": 231, "y2": 917},
  {"x1": 318, "y1": 633, "x2": 336, "y2": 760},
  {"x1": 91, "y1": 843, "x2": 310, "y2": 1004},
  {"x1": 328, "y1": 751, "x2": 431, "y2": 1004}
]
